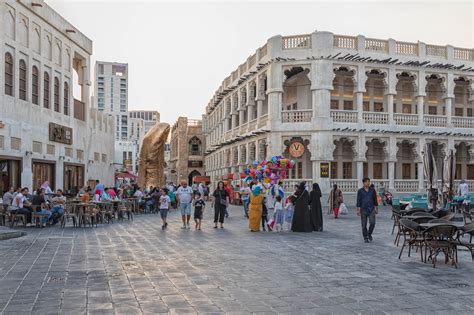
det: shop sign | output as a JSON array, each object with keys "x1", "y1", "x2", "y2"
[
  {"x1": 49, "y1": 123, "x2": 73, "y2": 145},
  {"x1": 188, "y1": 160, "x2": 203, "y2": 168},
  {"x1": 320, "y1": 162, "x2": 329, "y2": 178}
]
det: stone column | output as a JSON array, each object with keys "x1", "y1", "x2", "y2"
[
  {"x1": 267, "y1": 64, "x2": 283, "y2": 126},
  {"x1": 356, "y1": 135, "x2": 367, "y2": 188},
  {"x1": 445, "y1": 97, "x2": 453, "y2": 127},
  {"x1": 239, "y1": 109, "x2": 245, "y2": 127},
  {"x1": 387, "y1": 94, "x2": 395, "y2": 126},
  {"x1": 356, "y1": 92, "x2": 364, "y2": 123},
  {"x1": 310, "y1": 132, "x2": 333, "y2": 193},
  {"x1": 356, "y1": 162, "x2": 364, "y2": 187},
  {"x1": 311, "y1": 61, "x2": 334, "y2": 127},
  {"x1": 388, "y1": 162, "x2": 395, "y2": 190},
  {"x1": 247, "y1": 83, "x2": 255, "y2": 123},
  {"x1": 417, "y1": 96, "x2": 424, "y2": 126}
]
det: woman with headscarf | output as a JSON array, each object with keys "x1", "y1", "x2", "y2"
[
  {"x1": 248, "y1": 185, "x2": 264, "y2": 232},
  {"x1": 41, "y1": 181, "x2": 53, "y2": 201},
  {"x1": 291, "y1": 182, "x2": 312, "y2": 232},
  {"x1": 328, "y1": 184, "x2": 343, "y2": 219},
  {"x1": 309, "y1": 183, "x2": 323, "y2": 231}
]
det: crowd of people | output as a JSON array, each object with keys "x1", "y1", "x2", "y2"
[{"x1": 2, "y1": 176, "x2": 470, "y2": 242}]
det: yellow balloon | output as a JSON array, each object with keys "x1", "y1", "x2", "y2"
[{"x1": 263, "y1": 178, "x2": 270, "y2": 183}]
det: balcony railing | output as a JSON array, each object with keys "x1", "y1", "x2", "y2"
[
  {"x1": 394, "y1": 180, "x2": 419, "y2": 192},
  {"x1": 394, "y1": 113, "x2": 418, "y2": 126},
  {"x1": 395, "y1": 41, "x2": 418, "y2": 55},
  {"x1": 454, "y1": 48, "x2": 474, "y2": 61},
  {"x1": 282, "y1": 34, "x2": 311, "y2": 49},
  {"x1": 330, "y1": 179, "x2": 358, "y2": 193},
  {"x1": 371, "y1": 179, "x2": 390, "y2": 190},
  {"x1": 365, "y1": 38, "x2": 388, "y2": 53},
  {"x1": 426, "y1": 44, "x2": 447, "y2": 58},
  {"x1": 281, "y1": 179, "x2": 313, "y2": 193},
  {"x1": 363, "y1": 112, "x2": 389, "y2": 124},
  {"x1": 74, "y1": 99, "x2": 85, "y2": 121},
  {"x1": 281, "y1": 110, "x2": 312, "y2": 123},
  {"x1": 333, "y1": 35, "x2": 357, "y2": 49},
  {"x1": 248, "y1": 118, "x2": 258, "y2": 131},
  {"x1": 423, "y1": 115, "x2": 447, "y2": 127},
  {"x1": 452, "y1": 116, "x2": 474, "y2": 128},
  {"x1": 258, "y1": 114, "x2": 268, "y2": 128},
  {"x1": 331, "y1": 110, "x2": 358, "y2": 123}
]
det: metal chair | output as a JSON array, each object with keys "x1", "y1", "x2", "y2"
[
  {"x1": 398, "y1": 219, "x2": 424, "y2": 261},
  {"x1": 423, "y1": 225, "x2": 459, "y2": 268}
]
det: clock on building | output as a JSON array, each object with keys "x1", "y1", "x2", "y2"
[{"x1": 289, "y1": 142, "x2": 305, "y2": 158}]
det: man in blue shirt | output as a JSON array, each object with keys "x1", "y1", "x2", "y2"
[
  {"x1": 356, "y1": 177, "x2": 378, "y2": 243},
  {"x1": 94, "y1": 180, "x2": 105, "y2": 195}
]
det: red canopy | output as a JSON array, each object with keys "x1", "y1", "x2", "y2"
[
  {"x1": 115, "y1": 171, "x2": 137, "y2": 180},
  {"x1": 227, "y1": 173, "x2": 246, "y2": 180}
]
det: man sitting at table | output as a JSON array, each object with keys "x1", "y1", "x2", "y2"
[
  {"x1": 51, "y1": 189, "x2": 66, "y2": 225},
  {"x1": 457, "y1": 180, "x2": 469, "y2": 198},
  {"x1": 32, "y1": 188, "x2": 52, "y2": 227},
  {"x1": 134, "y1": 187, "x2": 145, "y2": 209},
  {"x1": 12, "y1": 187, "x2": 33, "y2": 226}
]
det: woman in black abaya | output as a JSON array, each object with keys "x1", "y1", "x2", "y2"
[
  {"x1": 309, "y1": 183, "x2": 323, "y2": 231},
  {"x1": 291, "y1": 182, "x2": 312, "y2": 232}
]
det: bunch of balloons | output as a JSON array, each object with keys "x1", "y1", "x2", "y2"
[{"x1": 243, "y1": 156, "x2": 295, "y2": 184}]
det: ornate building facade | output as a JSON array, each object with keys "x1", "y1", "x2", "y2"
[
  {"x1": 0, "y1": 0, "x2": 115, "y2": 194},
  {"x1": 169, "y1": 117, "x2": 205, "y2": 185},
  {"x1": 202, "y1": 31, "x2": 474, "y2": 194}
]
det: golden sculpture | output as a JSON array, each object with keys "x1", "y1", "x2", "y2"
[{"x1": 138, "y1": 122, "x2": 170, "y2": 189}]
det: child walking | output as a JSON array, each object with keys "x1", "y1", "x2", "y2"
[
  {"x1": 159, "y1": 188, "x2": 171, "y2": 230},
  {"x1": 284, "y1": 196, "x2": 295, "y2": 231},
  {"x1": 273, "y1": 195, "x2": 285, "y2": 232},
  {"x1": 193, "y1": 192, "x2": 205, "y2": 230}
]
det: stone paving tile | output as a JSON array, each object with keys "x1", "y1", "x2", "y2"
[{"x1": 1, "y1": 203, "x2": 474, "y2": 314}]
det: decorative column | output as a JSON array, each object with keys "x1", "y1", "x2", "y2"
[
  {"x1": 417, "y1": 71, "x2": 427, "y2": 127},
  {"x1": 256, "y1": 75, "x2": 266, "y2": 122},
  {"x1": 247, "y1": 83, "x2": 256, "y2": 124},
  {"x1": 267, "y1": 64, "x2": 283, "y2": 126},
  {"x1": 311, "y1": 61, "x2": 334, "y2": 126},
  {"x1": 445, "y1": 73, "x2": 454, "y2": 127},
  {"x1": 418, "y1": 138, "x2": 426, "y2": 192},
  {"x1": 388, "y1": 137, "x2": 397, "y2": 190},
  {"x1": 356, "y1": 65, "x2": 368, "y2": 124},
  {"x1": 356, "y1": 135, "x2": 368, "y2": 188},
  {"x1": 310, "y1": 133, "x2": 334, "y2": 193},
  {"x1": 387, "y1": 69, "x2": 397, "y2": 126}
]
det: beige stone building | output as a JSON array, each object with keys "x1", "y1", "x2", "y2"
[{"x1": 169, "y1": 117, "x2": 205, "y2": 184}]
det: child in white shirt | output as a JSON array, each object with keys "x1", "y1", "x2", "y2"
[{"x1": 274, "y1": 195, "x2": 285, "y2": 232}]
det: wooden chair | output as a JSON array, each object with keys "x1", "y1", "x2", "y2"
[
  {"x1": 31, "y1": 205, "x2": 49, "y2": 227},
  {"x1": 61, "y1": 203, "x2": 78, "y2": 228},
  {"x1": 398, "y1": 219, "x2": 424, "y2": 261},
  {"x1": 0, "y1": 204, "x2": 7, "y2": 226},
  {"x1": 423, "y1": 225, "x2": 459, "y2": 268},
  {"x1": 7, "y1": 206, "x2": 27, "y2": 227},
  {"x1": 120, "y1": 201, "x2": 134, "y2": 221}
]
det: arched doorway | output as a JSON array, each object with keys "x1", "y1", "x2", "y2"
[{"x1": 188, "y1": 170, "x2": 201, "y2": 185}]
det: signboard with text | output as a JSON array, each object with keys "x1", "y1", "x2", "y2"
[
  {"x1": 49, "y1": 123, "x2": 73, "y2": 145},
  {"x1": 188, "y1": 160, "x2": 203, "y2": 168},
  {"x1": 320, "y1": 162, "x2": 329, "y2": 178}
]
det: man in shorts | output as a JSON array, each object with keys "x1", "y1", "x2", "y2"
[{"x1": 176, "y1": 180, "x2": 193, "y2": 229}]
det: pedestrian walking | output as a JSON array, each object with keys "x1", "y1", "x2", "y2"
[
  {"x1": 328, "y1": 184, "x2": 343, "y2": 218},
  {"x1": 309, "y1": 183, "x2": 323, "y2": 231},
  {"x1": 356, "y1": 177, "x2": 379, "y2": 243},
  {"x1": 248, "y1": 185, "x2": 264, "y2": 232},
  {"x1": 284, "y1": 196, "x2": 295, "y2": 231},
  {"x1": 176, "y1": 180, "x2": 193, "y2": 229},
  {"x1": 193, "y1": 192, "x2": 205, "y2": 230},
  {"x1": 291, "y1": 182, "x2": 312, "y2": 232},
  {"x1": 212, "y1": 181, "x2": 229, "y2": 229},
  {"x1": 159, "y1": 188, "x2": 171, "y2": 230},
  {"x1": 240, "y1": 182, "x2": 251, "y2": 218},
  {"x1": 273, "y1": 195, "x2": 285, "y2": 232}
]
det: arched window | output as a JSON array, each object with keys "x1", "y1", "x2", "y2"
[
  {"x1": 19, "y1": 60, "x2": 27, "y2": 100},
  {"x1": 4, "y1": 52, "x2": 13, "y2": 96},
  {"x1": 54, "y1": 77, "x2": 60, "y2": 112},
  {"x1": 43, "y1": 72, "x2": 50, "y2": 108},
  {"x1": 63, "y1": 82, "x2": 69, "y2": 115},
  {"x1": 32, "y1": 66, "x2": 39, "y2": 105},
  {"x1": 188, "y1": 136, "x2": 202, "y2": 156}
]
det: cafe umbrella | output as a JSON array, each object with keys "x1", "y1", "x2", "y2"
[
  {"x1": 422, "y1": 142, "x2": 438, "y2": 210},
  {"x1": 441, "y1": 149, "x2": 456, "y2": 205}
]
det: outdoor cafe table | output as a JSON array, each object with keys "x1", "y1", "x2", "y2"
[
  {"x1": 72, "y1": 202, "x2": 95, "y2": 227},
  {"x1": 419, "y1": 222, "x2": 466, "y2": 230}
]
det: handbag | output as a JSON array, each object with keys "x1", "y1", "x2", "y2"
[{"x1": 218, "y1": 191, "x2": 227, "y2": 207}]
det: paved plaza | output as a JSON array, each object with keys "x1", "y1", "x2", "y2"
[{"x1": 0, "y1": 204, "x2": 473, "y2": 315}]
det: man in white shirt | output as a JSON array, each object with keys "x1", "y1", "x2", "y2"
[
  {"x1": 457, "y1": 180, "x2": 469, "y2": 198},
  {"x1": 176, "y1": 180, "x2": 193, "y2": 229},
  {"x1": 12, "y1": 187, "x2": 33, "y2": 225}
]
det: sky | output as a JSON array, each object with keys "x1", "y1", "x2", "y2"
[{"x1": 47, "y1": 0, "x2": 474, "y2": 124}]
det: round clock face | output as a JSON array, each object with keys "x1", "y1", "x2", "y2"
[{"x1": 289, "y1": 142, "x2": 305, "y2": 158}]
